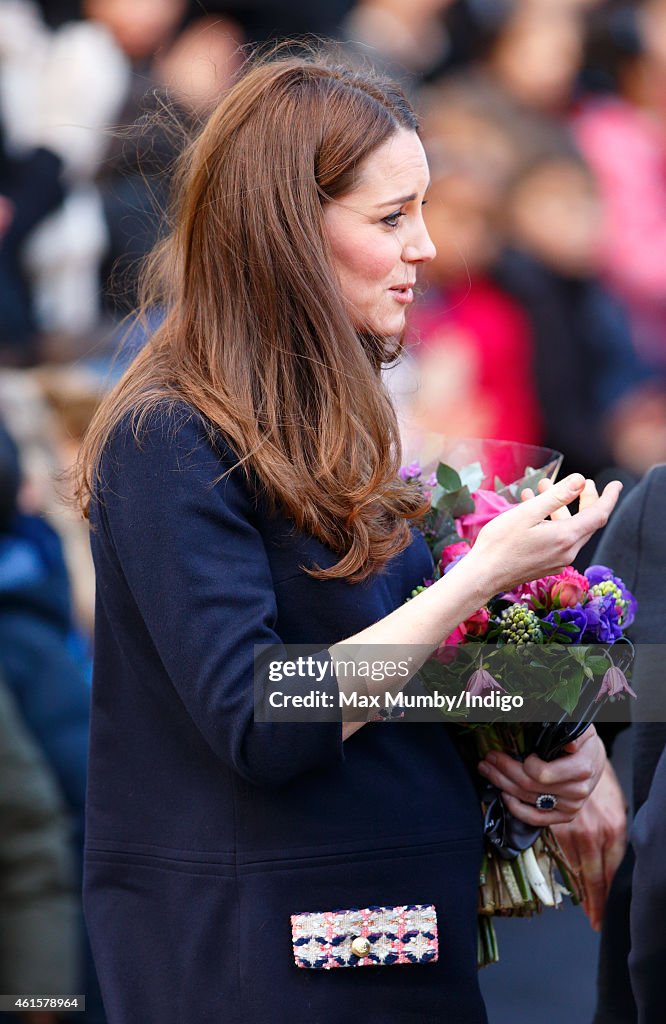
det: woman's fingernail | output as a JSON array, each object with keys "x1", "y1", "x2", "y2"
[
  {"x1": 478, "y1": 762, "x2": 490, "y2": 775},
  {"x1": 485, "y1": 752, "x2": 497, "y2": 765}
]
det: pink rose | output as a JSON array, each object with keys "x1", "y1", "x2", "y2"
[
  {"x1": 550, "y1": 567, "x2": 589, "y2": 609},
  {"x1": 458, "y1": 489, "x2": 513, "y2": 543},
  {"x1": 441, "y1": 606, "x2": 490, "y2": 647},
  {"x1": 442, "y1": 624, "x2": 466, "y2": 647},
  {"x1": 505, "y1": 576, "x2": 557, "y2": 610},
  {"x1": 463, "y1": 606, "x2": 491, "y2": 637},
  {"x1": 439, "y1": 540, "x2": 470, "y2": 573}
]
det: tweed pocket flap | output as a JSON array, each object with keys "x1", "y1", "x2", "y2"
[{"x1": 290, "y1": 903, "x2": 438, "y2": 969}]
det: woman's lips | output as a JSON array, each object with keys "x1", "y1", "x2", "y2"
[{"x1": 390, "y1": 284, "x2": 414, "y2": 304}]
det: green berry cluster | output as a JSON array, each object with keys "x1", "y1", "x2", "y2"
[
  {"x1": 408, "y1": 585, "x2": 429, "y2": 600},
  {"x1": 589, "y1": 580, "x2": 627, "y2": 619},
  {"x1": 499, "y1": 603, "x2": 543, "y2": 645}
]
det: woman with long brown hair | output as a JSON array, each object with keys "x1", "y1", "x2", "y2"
[{"x1": 78, "y1": 52, "x2": 620, "y2": 1023}]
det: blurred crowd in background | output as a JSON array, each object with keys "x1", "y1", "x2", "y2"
[{"x1": 1, "y1": 0, "x2": 666, "y2": 1020}]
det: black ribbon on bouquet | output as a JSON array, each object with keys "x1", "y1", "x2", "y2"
[{"x1": 482, "y1": 643, "x2": 633, "y2": 860}]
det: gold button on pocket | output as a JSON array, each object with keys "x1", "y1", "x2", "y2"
[{"x1": 350, "y1": 936, "x2": 371, "y2": 958}]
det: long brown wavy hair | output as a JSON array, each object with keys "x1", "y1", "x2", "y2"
[{"x1": 75, "y1": 51, "x2": 430, "y2": 582}]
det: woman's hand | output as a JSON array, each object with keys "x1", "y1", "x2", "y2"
[
  {"x1": 550, "y1": 759, "x2": 628, "y2": 930},
  {"x1": 465, "y1": 473, "x2": 621, "y2": 598},
  {"x1": 477, "y1": 725, "x2": 607, "y2": 827}
]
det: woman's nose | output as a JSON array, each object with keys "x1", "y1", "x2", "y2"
[{"x1": 402, "y1": 225, "x2": 436, "y2": 265}]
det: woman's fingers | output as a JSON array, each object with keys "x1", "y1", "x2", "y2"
[
  {"x1": 579, "y1": 477, "x2": 600, "y2": 511},
  {"x1": 474, "y1": 473, "x2": 621, "y2": 595},
  {"x1": 520, "y1": 473, "x2": 587, "y2": 525},
  {"x1": 500, "y1": 791, "x2": 582, "y2": 827},
  {"x1": 536, "y1": 474, "x2": 603, "y2": 521},
  {"x1": 478, "y1": 766, "x2": 580, "y2": 816},
  {"x1": 478, "y1": 753, "x2": 589, "y2": 807},
  {"x1": 535, "y1": 476, "x2": 571, "y2": 521},
  {"x1": 478, "y1": 727, "x2": 604, "y2": 810},
  {"x1": 569, "y1": 480, "x2": 623, "y2": 543},
  {"x1": 518, "y1": 474, "x2": 620, "y2": 536},
  {"x1": 524, "y1": 730, "x2": 603, "y2": 792},
  {"x1": 489, "y1": 734, "x2": 594, "y2": 787}
]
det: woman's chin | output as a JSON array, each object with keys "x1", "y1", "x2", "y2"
[{"x1": 364, "y1": 314, "x2": 407, "y2": 339}]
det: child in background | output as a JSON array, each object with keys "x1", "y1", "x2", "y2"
[{"x1": 496, "y1": 153, "x2": 664, "y2": 481}]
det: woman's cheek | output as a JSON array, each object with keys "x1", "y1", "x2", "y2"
[{"x1": 356, "y1": 237, "x2": 399, "y2": 281}]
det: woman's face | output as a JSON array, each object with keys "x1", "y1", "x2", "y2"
[{"x1": 323, "y1": 128, "x2": 435, "y2": 338}]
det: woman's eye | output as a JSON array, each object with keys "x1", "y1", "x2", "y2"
[{"x1": 382, "y1": 211, "x2": 405, "y2": 228}]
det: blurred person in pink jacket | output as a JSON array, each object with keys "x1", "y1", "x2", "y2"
[{"x1": 574, "y1": 0, "x2": 666, "y2": 370}]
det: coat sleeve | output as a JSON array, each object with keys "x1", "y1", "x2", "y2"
[
  {"x1": 93, "y1": 404, "x2": 345, "y2": 788},
  {"x1": 629, "y1": 743, "x2": 666, "y2": 1024},
  {"x1": 588, "y1": 474, "x2": 649, "y2": 756}
]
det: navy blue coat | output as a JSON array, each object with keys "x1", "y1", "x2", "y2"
[
  {"x1": 83, "y1": 403, "x2": 486, "y2": 1024},
  {"x1": 592, "y1": 466, "x2": 666, "y2": 1024}
]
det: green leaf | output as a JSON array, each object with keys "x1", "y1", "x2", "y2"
[
  {"x1": 519, "y1": 468, "x2": 550, "y2": 494},
  {"x1": 428, "y1": 484, "x2": 445, "y2": 508},
  {"x1": 585, "y1": 656, "x2": 611, "y2": 674},
  {"x1": 459, "y1": 461, "x2": 484, "y2": 493},
  {"x1": 431, "y1": 531, "x2": 467, "y2": 563},
  {"x1": 437, "y1": 485, "x2": 475, "y2": 518},
  {"x1": 548, "y1": 666, "x2": 585, "y2": 715},
  {"x1": 436, "y1": 463, "x2": 462, "y2": 492}
]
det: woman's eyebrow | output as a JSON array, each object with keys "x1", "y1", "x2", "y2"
[
  {"x1": 377, "y1": 193, "x2": 417, "y2": 208},
  {"x1": 375, "y1": 184, "x2": 431, "y2": 208}
]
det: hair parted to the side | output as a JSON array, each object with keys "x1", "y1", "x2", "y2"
[{"x1": 75, "y1": 47, "x2": 430, "y2": 583}]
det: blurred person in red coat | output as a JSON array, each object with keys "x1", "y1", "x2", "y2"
[{"x1": 406, "y1": 153, "x2": 543, "y2": 443}]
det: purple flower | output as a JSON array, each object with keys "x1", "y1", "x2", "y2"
[
  {"x1": 585, "y1": 565, "x2": 614, "y2": 586},
  {"x1": 585, "y1": 565, "x2": 637, "y2": 628},
  {"x1": 399, "y1": 461, "x2": 422, "y2": 482},
  {"x1": 543, "y1": 606, "x2": 587, "y2": 643},
  {"x1": 594, "y1": 666, "x2": 637, "y2": 702},
  {"x1": 582, "y1": 595, "x2": 624, "y2": 643},
  {"x1": 465, "y1": 668, "x2": 507, "y2": 697}
]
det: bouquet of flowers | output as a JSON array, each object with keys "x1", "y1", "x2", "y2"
[{"x1": 400, "y1": 440, "x2": 636, "y2": 967}]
